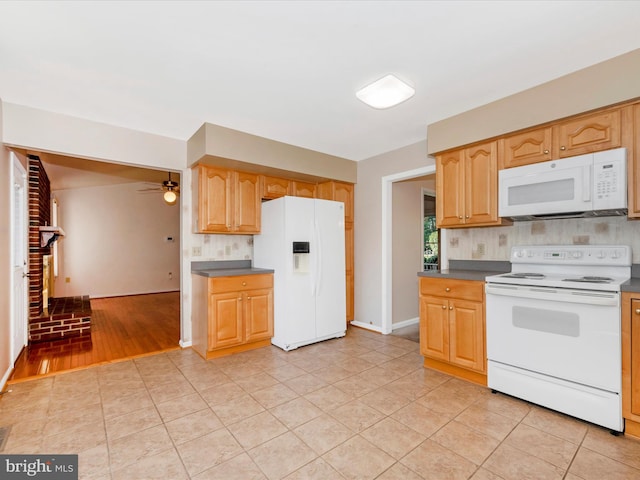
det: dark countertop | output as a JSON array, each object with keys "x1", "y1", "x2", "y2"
[
  {"x1": 418, "y1": 269, "x2": 508, "y2": 282},
  {"x1": 191, "y1": 260, "x2": 274, "y2": 278},
  {"x1": 621, "y1": 277, "x2": 640, "y2": 293},
  {"x1": 418, "y1": 260, "x2": 640, "y2": 293},
  {"x1": 417, "y1": 260, "x2": 511, "y2": 282}
]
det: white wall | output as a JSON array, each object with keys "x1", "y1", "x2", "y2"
[
  {"x1": 1, "y1": 103, "x2": 196, "y2": 344},
  {"x1": 392, "y1": 177, "x2": 434, "y2": 326},
  {"x1": 354, "y1": 141, "x2": 435, "y2": 331},
  {"x1": 3, "y1": 103, "x2": 185, "y2": 171},
  {"x1": 53, "y1": 182, "x2": 181, "y2": 297},
  {"x1": 0, "y1": 99, "x2": 11, "y2": 387}
]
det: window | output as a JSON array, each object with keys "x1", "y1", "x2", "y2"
[{"x1": 424, "y1": 193, "x2": 439, "y2": 271}]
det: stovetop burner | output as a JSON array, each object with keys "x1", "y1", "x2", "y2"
[
  {"x1": 485, "y1": 245, "x2": 632, "y2": 293},
  {"x1": 562, "y1": 276, "x2": 614, "y2": 284},
  {"x1": 501, "y1": 273, "x2": 545, "y2": 279}
]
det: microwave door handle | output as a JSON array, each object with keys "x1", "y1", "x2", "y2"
[{"x1": 583, "y1": 166, "x2": 591, "y2": 202}]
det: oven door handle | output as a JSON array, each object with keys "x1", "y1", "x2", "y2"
[{"x1": 485, "y1": 283, "x2": 619, "y2": 306}]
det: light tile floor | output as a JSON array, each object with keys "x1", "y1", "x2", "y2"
[{"x1": 2, "y1": 327, "x2": 640, "y2": 479}]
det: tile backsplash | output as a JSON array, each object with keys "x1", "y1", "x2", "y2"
[
  {"x1": 191, "y1": 234, "x2": 253, "y2": 260},
  {"x1": 447, "y1": 216, "x2": 640, "y2": 262}
]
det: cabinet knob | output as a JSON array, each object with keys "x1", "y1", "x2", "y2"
[
  {"x1": 238, "y1": 297, "x2": 242, "y2": 301},
  {"x1": 247, "y1": 296, "x2": 251, "y2": 300},
  {"x1": 465, "y1": 215, "x2": 469, "y2": 219},
  {"x1": 449, "y1": 306, "x2": 453, "y2": 310},
  {"x1": 543, "y1": 149, "x2": 549, "y2": 155},
  {"x1": 635, "y1": 308, "x2": 640, "y2": 315},
  {"x1": 459, "y1": 216, "x2": 463, "y2": 219},
  {"x1": 445, "y1": 287, "x2": 451, "y2": 292},
  {"x1": 442, "y1": 305, "x2": 446, "y2": 309},
  {"x1": 560, "y1": 146, "x2": 566, "y2": 151},
  {"x1": 242, "y1": 281, "x2": 247, "y2": 286}
]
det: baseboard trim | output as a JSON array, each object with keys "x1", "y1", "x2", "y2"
[
  {"x1": 0, "y1": 367, "x2": 13, "y2": 393},
  {"x1": 179, "y1": 340, "x2": 192, "y2": 348},
  {"x1": 349, "y1": 321, "x2": 384, "y2": 334},
  {"x1": 392, "y1": 317, "x2": 419, "y2": 330}
]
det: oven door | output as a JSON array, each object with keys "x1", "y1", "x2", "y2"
[{"x1": 485, "y1": 283, "x2": 621, "y2": 393}]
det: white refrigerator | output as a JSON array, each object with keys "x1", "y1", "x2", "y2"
[{"x1": 253, "y1": 196, "x2": 346, "y2": 351}]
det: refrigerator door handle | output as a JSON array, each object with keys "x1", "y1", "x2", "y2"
[
  {"x1": 315, "y1": 219, "x2": 322, "y2": 297},
  {"x1": 310, "y1": 220, "x2": 320, "y2": 297}
]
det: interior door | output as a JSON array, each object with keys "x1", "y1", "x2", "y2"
[{"x1": 11, "y1": 154, "x2": 28, "y2": 364}]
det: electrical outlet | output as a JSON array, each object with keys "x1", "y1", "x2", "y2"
[
  {"x1": 477, "y1": 243, "x2": 486, "y2": 255},
  {"x1": 192, "y1": 246, "x2": 202, "y2": 256},
  {"x1": 168, "y1": 272, "x2": 173, "y2": 279}
]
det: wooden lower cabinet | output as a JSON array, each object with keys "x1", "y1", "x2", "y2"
[
  {"x1": 192, "y1": 273, "x2": 273, "y2": 359},
  {"x1": 419, "y1": 277, "x2": 486, "y2": 385},
  {"x1": 622, "y1": 292, "x2": 640, "y2": 438}
]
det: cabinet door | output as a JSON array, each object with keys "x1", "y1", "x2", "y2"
[
  {"x1": 499, "y1": 127, "x2": 553, "y2": 169},
  {"x1": 209, "y1": 292, "x2": 244, "y2": 349},
  {"x1": 419, "y1": 296, "x2": 449, "y2": 361},
  {"x1": 630, "y1": 299, "x2": 640, "y2": 417},
  {"x1": 234, "y1": 171, "x2": 261, "y2": 233},
  {"x1": 345, "y1": 222, "x2": 354, "y2": 322},
  {"x1": 262, "y1": 176, "x2": 291, "y2": 200},
  {"x1": 245, "y1": 288, "x2": 274, "y2": 342},
  {"x1": 333, "y1": 182, "x2": 354, "y2": 223},
  {"x1": 555, "y1": 108, "x2": 622, "y2": 158},
  {"x1": 292, "y1": 181, "x2": 317, "y2": 199},
  {"x1": 629, "y1": 105, "x2": 640, "y2": 219},
  {"x1": 465, "y1": 141, "x2": 499, "y2": 225},
  {"x1": 436, "y1": 150, "x2": 464, "y2": 227},
  {"x1": 449, "y1": 299, "x2": 485, "y2": 373},
  {"x1": 199, "y1": 166, "x2": 233, "y2": 232}
]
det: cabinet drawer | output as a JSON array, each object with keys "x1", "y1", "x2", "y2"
[
  {"x1": 420, "y1": 278, "x2": 484, "y2": 302},
  {"x1": 210, "y1": 274, "x2": 273, "y2": 293}
]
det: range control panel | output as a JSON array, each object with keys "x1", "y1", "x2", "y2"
[{"x1": 511, "y1": 245, "x2": 632, "y2": 266}]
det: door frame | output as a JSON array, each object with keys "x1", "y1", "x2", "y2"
[
  {"x1": 10, "y1": 152, "x2": 28, "y2": 366},
  {"x1": 381, "y1": 165, "x2": 447, "y2": 334}
]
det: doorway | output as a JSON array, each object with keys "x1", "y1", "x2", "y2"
[
  {"x1": 10, "y1": 153, "x2": 28, "y2": 366},
  {"x1": 381, "y1": 165, "x2": 443, "y2": 334}
]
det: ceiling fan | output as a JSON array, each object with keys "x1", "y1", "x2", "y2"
[{"x1": 138, "y1": 172, "x2": 180, "y2": 205}]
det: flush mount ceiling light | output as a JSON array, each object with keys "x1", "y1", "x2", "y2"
[{"x1": 356, "y1": 74, "x2": 415, "y2": 109}]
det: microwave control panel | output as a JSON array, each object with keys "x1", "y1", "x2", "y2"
[{"x1": 593, "y1": 149, "x2": 626, "y2": 209}]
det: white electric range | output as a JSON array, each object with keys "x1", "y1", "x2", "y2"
[{"x1": 485, "y1": 244, "x2": 631, "y2": 432}]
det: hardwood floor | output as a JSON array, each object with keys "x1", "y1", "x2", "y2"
[{"x1": 9, "y1": 292, "x2": 181, "y2": 382}]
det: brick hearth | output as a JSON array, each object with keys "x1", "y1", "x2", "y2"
[{"x1": 29, "y1": 296, "x2": 92, "y2": 342}]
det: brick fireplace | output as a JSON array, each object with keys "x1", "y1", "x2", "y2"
[{"x1": 27, "y1": 155, "x2": 91, "y2": 342}]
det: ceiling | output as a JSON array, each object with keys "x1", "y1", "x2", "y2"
[{"x1": 1, "y1": 1, "x2": 640, "y2": 179}]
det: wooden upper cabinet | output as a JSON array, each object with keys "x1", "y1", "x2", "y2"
[
  {"x1": 436, "y1": 141, "x2": 505, "y2": 228},
  {"x1": 436, "y1": 150, "x2": 464, "y2": 227},
  {"x1": 195, "y1": 166, "x2": 260, "y2": 234},
  {"x1": 197, "y1": 166, "x2": 233, "y2": 232},
  {"x1": 555, "y1": 107, "x2": 623, "y2": 158},
  {"x1": 499, "y1": 127, "x2": 553, "y2": 169},
  {"x1": 234, "y1": 171, "x2": 261, "y2": 233},
  {"x1": 292, "y1": 181, "x2": 316, "y2": 199},
  {"x1": 465, "y1": 142, "x2": 500, "y2": 225},
  {"x1": 630, "y1": 104, "x2": 640, "y2": 219},
  {"x1": 261, "y1": 175, "x2": 291, "y2": 200},
  {"x1": 498, "y1": 103, "x2": 634, "y2": 170},
  {"x1": 317, "y1": 181, "x2": 354, "y2": 222}
]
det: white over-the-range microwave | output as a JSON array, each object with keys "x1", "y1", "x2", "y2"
[{"x1": 499, "y1": 147, "x2": 627, "y2": 220}]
